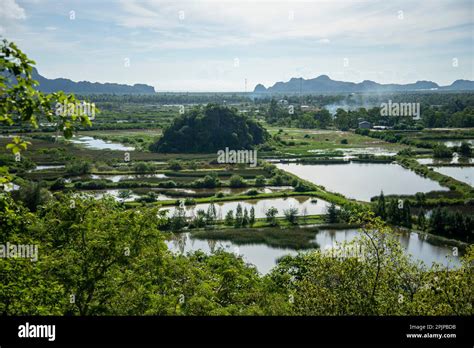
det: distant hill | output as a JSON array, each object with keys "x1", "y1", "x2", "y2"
[
  {"x1": 441, "y1": 79, "x2": 474, "y2": 91},
  {"x1": 254, "y1": 75, "x2": 474, "y2": 94},
  {"x1": 31, "y1": 68, "x2": 156, "y2": 94},
  {"x1": 150, "y1": 104, "x2": 269, "y2": 153}
]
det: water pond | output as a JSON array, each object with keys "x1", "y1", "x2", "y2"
[
  {"x1": 167, "y1": 228, "x2": 461, "y2": 274},
  {"x1": 276, "y1": 162, "x2": 448, "y2": 201}
]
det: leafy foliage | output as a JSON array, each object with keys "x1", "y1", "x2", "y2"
[{"x1": 150, "y1": 104, "x2": 269, "y2": 153}]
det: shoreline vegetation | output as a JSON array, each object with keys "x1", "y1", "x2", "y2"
[{"x1": 0, "y1": 39, "x2": 472, "y2": 316}]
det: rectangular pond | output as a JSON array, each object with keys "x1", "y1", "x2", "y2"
[
  {"x1": 441, "y1": 139, "x2": 474, "y2": 147},
  {"x1": 70, "y1": 136, "x2": 135, "y2": 151},
  {"x1": 276, "y1": 162, "x2": 448, "y2": 201},
  {"x1": 167, "y1": 228, "x2": 461, "y2": 275},
  {"x1": 89, "y1": 173, "x2": 168, "y2": 183},
  {"x1": 432, "y1": 166, "x2": 474, "y2": 186},
  {"x1": 160, "y1": 196, "x2": 331, "y2": 219}
]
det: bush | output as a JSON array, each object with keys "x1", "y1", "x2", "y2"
[
  {"x1": 459, "y1": 142, "x2": 472, "y2": 157},
  {"x1": 134, "y1": 162, "x2": 155, "y2": 173},
  {"x1": 283, "y1": 207, "x2": 299, "y2": 225},
  {"x1": 255, "y1": 175, "x2": 266, "y2": 187},
  {"x1": 245, "y1": 189, "x2": 259, "y2": 196},
  {"x1": 326, "y1": 203, "x2": 339, "y2": 223},
  {"x1": 194, "y1": 175, "x2": 220, "y2": 188},
  {"x1": 265, "y1": 207, "x2": 279, "y2": 226},
  {"x1": 184, "y1": 198, "x2": 196, "y2": 206},
  {"x1": 50, "y1": 178, "x2": 66, "y2": 190},
  {"x1": 138, "y1": 192, "x2": 158, "y2": 203},
  {"x1": 167, "y1": 160, "x2": 183, "y2": 171},
  {"x1": 433, "y1": 144, "x2": 452, "y2": 158},
  {"x1": 269, "y1": 173, "x2": 289, "y2": 186},
  {"x1": 294, "y1": 181, "x2": 312, "y2": 192},
  {"x1": 65, "y1": 160, "x2": 92, "y2": 176},
  {"x1": 229, "y1": 174, "x2": 246, "y2": 188},
  {"x1": 159, "y1": 180, "x2": 177, "y2": 188}
]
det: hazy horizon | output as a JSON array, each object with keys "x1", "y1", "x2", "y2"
[{"x1": 1, "y1": 0, "x2": 473, "y2": 92}]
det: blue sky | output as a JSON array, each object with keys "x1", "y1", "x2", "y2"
[{"x1": 1, "y1": 0, "x2": 473, "y2": 91}]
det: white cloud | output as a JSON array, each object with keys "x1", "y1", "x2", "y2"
[
  {"x1": 0, "y1": 0, "x2": 26, "y2": 20},
  {"x1": 2, "y1": 0, "x2": 472, "y2": 90},
  {"x1": 317, "y1": 38, "x2": 331, "y2": 44},
  {"x1": 114, "y1": 0, "x2": 472, "y2": 49}
]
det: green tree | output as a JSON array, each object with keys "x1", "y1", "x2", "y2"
[
  {"x1": 255, "y1": 175, "x2": 266, "y2": 187},
  {"x1": 433, "y1": 144, "x2": 452, "y2": 158},
  {"x1": 326, "y1": 203, "x2": 339, "y2": 223},
  {"x1": 374, "y1": 192, "x2": 386, "y2": 220},
  {"x1": 249, "y1": 207, "x2": 256, "y2": 226},
  {"x1": 0, "y1": 39, "x2": 93, "y2": 183},
  {"x1": 151, "y1": 104, "x2": 269, "y2": 153},
  {"x1": 265, "y1": 207, "x2": 278, "y2": 226},
  {"x1": 267, "y1": 99, "x2": 281, "y2": 123},
  {"x1": 225, "y1": 210, "x2": 234, "y2": 226},
  {"x1": 459, "y1": 141, "x2": 471, "y2": 157},
  {"x1": 417, "y1": 210, "x2": 426, "y2": 230},
  {"x1": 206, "y1": 203, "x2": 217, "y2": 225},
  {"x1": 283, "y1": 207, "x2": 299, "y2": 225},
  {"x1": 242, "y1": 208, "x2": 249, "y2": 227},
  {"x1": 229, "y1": 174, "x2": 246, "y2": 188},
  {"x1": 235, "y1": 204, "x2": 243, "y2": 228}
]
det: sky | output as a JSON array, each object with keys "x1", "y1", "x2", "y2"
[{"x1": 1, "y1": 0, "x2": 473, "y2": 92}]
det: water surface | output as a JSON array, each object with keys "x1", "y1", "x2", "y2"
[
  {"x1": 90, "y1": 173, "x2": 167, "y2": 183},
  {"x1": 70, "y1": 136, "x2": 135, "y2": 151},
  {"x1": 167, "y1": 228, "x2": 461, "y2": 274},
  {"x1": 277, "y1": 162, "x2": 448, "y2": 201},
  {"x1": 432, "y1": 167, "x2": 474, "y2": 186},
  {"x1": 160, "y1": 196, "x2": 330, "y2": 219}
]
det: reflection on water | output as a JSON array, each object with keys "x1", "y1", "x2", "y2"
[
  {"x1": 312, "y1": 228, "x2": 460, "y2": 269},
  {"x1": 70, "y1": 136, "x2": 135, "y2": 151},
  {"x1": 171, "y1": 186, "x2": 294, "y2": 195},
  {"x1": 78, "y1": 189, "x2": 173, "y2": 202},
  {"x1": 90, "y1": 173, "x2": 167, "y2": 182},
  {"x1": 308, "y1": 147, "x2": 398, "y2": 156},
  {"x1": 442, "y1": 139, "x2": 474, "y2": 147},
  {"x1": 160, "y1": 196, "x2": 331, "y2": 219},
  {"x1": 167, "y1": 228, "x2": 461, "y2": 274},
  {"x1": 277, "y1": 162, "x2": 448, "y2": 201},
  {"x1": 417, "y1": 157, "x2": 473, "y2": 165},
  {"x1": 167, "y1": 233, "x2": 299, "y2": 274},
  {"x1": 432, "y1": 167, "x2": 474, "y2": 186},
  {"x1": 30, "y1": 165, "x2": 65, "y2": 171}
]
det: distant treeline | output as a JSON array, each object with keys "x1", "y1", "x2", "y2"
[
  {"x1": 264, "y1": 93, "x2": 474, "y2": 129},
  {"x1": 373, "y1": 192, "x2": 473, "y2": 242}
]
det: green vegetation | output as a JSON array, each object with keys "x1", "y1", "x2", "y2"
[
  {"x1": 192, "y1": 226, "x2": 322, "y2": 249},
  {"x1": 1, "y1": 195, "x2": 472, "y2": 315},
  {"x1": 1, "y1": 40, "x2": 472, "y2": 317},
  {"x1": 264, "y1": 94, "x2": 474, "y2": 130},
  {"x1": 150, "y1": 104, "x2": 269, "y2": 153},
  {"x1": 425, "y1": 207, "x2": 473, "y2": 243},
  {"x1": 433, "y1": 144, "x2": 453, "y2": 158},
  {"x1": 396, "y1": 156, "x2": 473, "y2": 198},
  {"x1": 373, "y1": 192, "x2": 412, "y2": 228}
]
